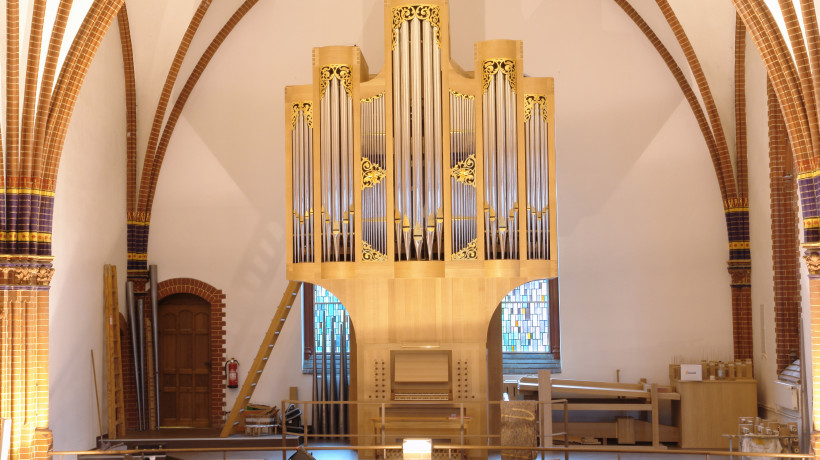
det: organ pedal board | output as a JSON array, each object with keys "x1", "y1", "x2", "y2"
[{"x1": 220, "y1": 280, "x2": 303, "y2": 437}]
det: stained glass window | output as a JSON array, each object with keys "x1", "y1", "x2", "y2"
[
  {"x1": 313, "y1": 285, "x2": 350, "y2": 354},
  {"x1": 501, "y1": 280, "x2": 549, "y2": 353}
]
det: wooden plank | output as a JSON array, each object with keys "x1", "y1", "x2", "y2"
[
  {"x1": 616, "y1": 417, "x2": 636, "y2": 444},
  {"x1": 103, "y1": 265, "x2": 126, "y2": 438},
  {"x1": 538, "y1": 370, "x2": 552, "y2": 447},
  {"x1": 552, "y1": 384, "x2": 650, "y2": 399},
  {"x1": 566, "y1": 403, "x2": 652, "y2": 411},
  {"x1": 552, "y1": 379, "x2": 645, "y2": 391},
  {"x1": 650, "y1": 383, "x2": 659, "y2": 448}
]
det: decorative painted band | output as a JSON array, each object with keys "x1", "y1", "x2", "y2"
[
  {"x1": 0, "y1": 284, "x2": 51, "y2": 291},
  {"x1": 0, "y1": 187, "x2": 56, "y2": 197},
  {"x1": 0, "y1": 232, "x2": 52, "y2": 243},
  {"x1": 728, "y1": 241, "x2": 750, "y2": 250},
  {"x1": 805, "y1": 218, "x2": 820, "y2": 229}
]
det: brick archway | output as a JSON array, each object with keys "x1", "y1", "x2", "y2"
[{"x1": 157, "y1": 278, "x2": 226, "y2": 428}]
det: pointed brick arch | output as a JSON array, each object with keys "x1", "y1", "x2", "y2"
[{"x1": 156, "y1": 278, "x2": 227, "y2": 427}]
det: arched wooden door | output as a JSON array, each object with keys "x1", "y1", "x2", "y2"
[{"x1": 159, "y1": 293, "x2": 211, "y2": 427}]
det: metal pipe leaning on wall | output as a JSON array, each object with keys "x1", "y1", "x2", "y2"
[
  {"x1": 149, "y1": 265, "x2": 160, "y2": 426},
  {"x1": 126, "y1": 282, "x2": 143, "y2": 431},
  {"x1": 137, "y1": 299, "x2": 146, "y2": 430}
]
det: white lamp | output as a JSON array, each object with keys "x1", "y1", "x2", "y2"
[{"x1": 402, "y1": 438, "x2": 432, "y2": 460}]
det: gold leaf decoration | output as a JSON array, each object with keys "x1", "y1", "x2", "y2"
[
  {"x1": 523, "y1": 95, "x2": 547, "y2": 123},
  {"x1": 320, "y1": 65, "x2": 353, "y2": 97},
  {"x1": 392, "y1": 5, "x2": 441, "y2": 50},
  {"x1": 452, "y1": 238, "x2": 478, "y2": 260},
  {"x1": 361, "y1": 157, "x2": 387, "y2": 189},
  {"x1": 362, "y1": 240, "x2": 388, "y2": 262},
  {"x1": 449, "y1": 89, "x2": 474, "y2": 100},
  {"x1": 450, "y1": 154, "x2": 476, "y2": 186},
  {"x1": 482, "y1": 59, "x2": 516, "y2": 93},
  {"x1": 361, "y1": 92, "x2": 385, "y2": 104},
  {"x1": 291, "y1": 101, "x2": 313, "y2": 128}
]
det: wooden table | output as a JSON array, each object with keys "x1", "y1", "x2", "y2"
[{"x1": 673, "y1": 379, "x2": 757, "y2": 449}]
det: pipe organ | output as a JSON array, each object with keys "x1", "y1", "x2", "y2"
[{"x1": 284, "y1": 0, "x2": 556, "y2": 454}]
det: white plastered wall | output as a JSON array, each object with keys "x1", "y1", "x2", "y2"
[
  {"x1": 47, "y1": 0, "x2": 792, "y2": 451},
  {"x1": 49, "y1": 23, "x2": 127, "y2": 452}
]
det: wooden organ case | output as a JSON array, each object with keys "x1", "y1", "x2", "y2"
[{"x1": 284, "y1": 0, "x2": 556, "y2": 453}]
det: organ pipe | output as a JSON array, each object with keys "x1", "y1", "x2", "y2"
[
  {"x1": 286, "y1": 21, "x2": 555, "y2": 268},
  {"x1": 329, "y1": 317, "x2": 337, "y2": 436},
  {"x1": 483, "y1": 60, "x2": 518, "y2": 260},
  {"x1": 525, "y1": 96, "x2": 550, "y2": 260}
]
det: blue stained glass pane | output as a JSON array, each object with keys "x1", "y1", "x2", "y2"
[
  {"x1": 500, "y1": 280, "x2": 550, "y2": 353},
  {"x1": 313, "y1": 285, "x2": 350, "y2": 354}
]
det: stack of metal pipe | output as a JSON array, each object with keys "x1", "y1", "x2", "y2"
[
  {"x1": 449, "y1": 90, "x2": 477, "y2": 257},
  {"x1": 125, "y1": 265, "x2": 161, "y2": 430},
  {"x1": 525, "y1": 100, "x2": 550, "y2": 260},
  {"x1": 482, "y1": 63, "x2": 519, "y2": 260},
  {"x1": 292, "y1": 105, "x2": 314, "y2": 263},
  {"x1": 361, "y1": 94, "x2": 387, "y2": 259},
  {"x1": 392, "y1": 16, "x2": 443, "y2": 261},
  {"x1": 312, "y1": 311, "x2": 350, "y2": 438},
  {"x1": 321, "y1": 70, "x2": 355, "y2": 262}
]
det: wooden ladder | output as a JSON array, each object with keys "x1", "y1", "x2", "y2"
[
  {"x1": 103, "y1": 264, "x2": 126, "y2": 437},
  {"x1": 220, "y1": 280, "x2": 303, "y2": 437}
]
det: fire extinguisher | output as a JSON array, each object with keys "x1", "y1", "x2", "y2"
[{"x1": 225, "y1": 358, "x2": 239, "y2": 388}]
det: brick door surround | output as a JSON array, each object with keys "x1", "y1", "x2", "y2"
[{"x1": 156, "y1": 278, "x2": 226, "y2": 428}]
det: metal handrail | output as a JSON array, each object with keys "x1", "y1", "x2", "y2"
[
  {"x1": 50, "y1": 397, "x2": 813, "y2": 460},
  {"x1": 49, "y1": 443, "x2": 814, "y2": 459}
]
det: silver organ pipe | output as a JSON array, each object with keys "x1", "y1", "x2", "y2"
[
  {"x1": 482, "y1": 60, "x2": 518, "y2": 260},
  {"x1": 525, "y1": 96, "x2": 549, "y2": 259},
  {"x1": 450, "y1": 91, "x2": 477, "y2": 259},
  {"x1": 392, "y1": 11, "x2": 443, "y2": 261},
  {"x1": 320, "y1": 66, "x2": 355, "y2": 262},
  {"x1": 287, "y1": 15, "x2": 555, "y2": 270},
  {"x1": 292, "y1": 103, "x2": 314, "y2": 263},
  {"x1": 361, "y1": 94, "x2": 387, "y2": 260}
]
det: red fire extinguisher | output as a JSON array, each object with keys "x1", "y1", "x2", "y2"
[{"x1": 226, "y1": 358, "x2": 239, "y2": 388}]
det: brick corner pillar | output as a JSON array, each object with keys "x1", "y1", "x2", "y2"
[
  {"x1": 801, "y1": 244, "x2": 820, "y2": 453},
  {"x1": 0, "y1": 256, "x2": 55, "y2": 460},
  {"x1": 728, "y1": 259, "x2": 753, "y2": 360}
]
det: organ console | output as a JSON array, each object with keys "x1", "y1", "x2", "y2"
[{"x1": 284, "y1": 0, "x2": 556, "y2": 455}]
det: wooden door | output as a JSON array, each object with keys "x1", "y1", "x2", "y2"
[{"x1": 159, "y1": 294, "x2": 211, "y2": 427}]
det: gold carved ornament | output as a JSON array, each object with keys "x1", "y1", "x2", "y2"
[
  {"x1": 449, "y1": 89, "x2": 474, "y2": 100},
  {"x1": 290, "y1": 101, "x2": 313, "y2": 129},
  {"x1": 361, "y1": 92, "x2": 384, "y2": 104},
  {"x1": 804, "y1": 251, "x2": 820, "y2": 275},
  {"x1": 523, "y1": 95, "x2": 548, "y2": 123},
  {"x1": 362, "y1": 240, "x2": 388, "y2": 262},
  {"x1": 361, "y1": 157, "x2": 387, "y2": 189},
  {"x1": 482, "y1": 59, "x2": 516, "y2": 93},
  {"x1": 320, "y1": 65, "x2": 353, "y2": 97},
  {"x1": 391, "y1": 4, "x2": 442, "y2": 50},
  {"x1": 450, "y1": 154, "x2": 476, "y2": 186},
  {"x1": 452, "y1": 238, "x2": 478, "y2": 260}
]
